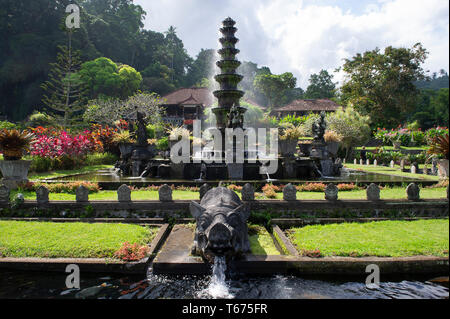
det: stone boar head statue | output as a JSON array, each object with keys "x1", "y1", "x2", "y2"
[{"x1": 190, "y1": 187, "x2": 250, "y2": 261}]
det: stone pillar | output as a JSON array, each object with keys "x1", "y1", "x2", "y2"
[
  {"x1": 400, "y1": 159, "x2": 405, "y2": 171},
  {"x1": 366, "y1": 159, "x2": 370, "y2": 166},
  {"x1": 390, "y1": 160, "x2": 395, "y2": 168},
  {"x1": 366, "y1": 183, "x2": 380, "y2": 201},
  {"x1": 325, "y1": 184, "x2": 338, "y2": 201},
  {"x1": 354, "y1": 159, "x2": 357, "y2": 165},
  {"x1": 76, "y1": 186, "x2": 89, "y2": 202},
  {"x1": 373, "y1": 159, "x2": 378, "y2": 166},
  {"x1": 199, "y1": 183, "x2": 211, "y2": 200},
  {"x1": 423, "y1": 164, "x2": 428, "y2": 175},
  {"x1": 360, "y1": 159, "x2": 364, "y2": 165},
  {"x1": 406, "y1": 183, "x2": 420, "y2": 201},
  {"x1": 432, "y1": 158, "x2": 438, "y2": 175},
  {"x1": 159, "y1": 184, "x2": 173, "y2": 202},
  {"x1": 410, "y1": 165, "x2": 417, "y2": 174},
  {"x1": 117, "y1": 184, "x2": 131, "y2": 202},
  {"x1": 241, "y1": 183, "x2": 255, "y2": 201},
  {"x1": 283, "y1": 183, "x2": 297, "y2": 201},
  {"x1": 0, "y1": 185, "x2": 10, "y2": 205},
  {"x1": 36, "y1": 186, "x2": 49, "y2": 205}
]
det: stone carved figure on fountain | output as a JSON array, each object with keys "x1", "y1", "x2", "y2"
[
  {"x1": 135, "y1": 109, "x2": 148, "y2": 146},
  {"x1": 313, "y1": 111, "x2": 327, "y2": 143},
  {"x1": 227, "y1": 103, "x2": 244, "y2": 129},
  {"x1": 190, "y1": 187, "x2": 250, "y2": 262}
]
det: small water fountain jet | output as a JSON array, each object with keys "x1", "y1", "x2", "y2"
[{"x1": 198, "y1": 255, "x2": 234, "y2": 299}]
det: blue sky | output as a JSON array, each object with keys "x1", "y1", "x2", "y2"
[{"x1": 135, "y1": 0, "x2": 449, "y2": 87}]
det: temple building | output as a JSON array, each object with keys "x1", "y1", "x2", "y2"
[
  {"x1": 161, "y1": 87, "x2": 265, "y2": 127},
  {"x1": 270, "y1": 99, "x2": 342, "y2": 118}
]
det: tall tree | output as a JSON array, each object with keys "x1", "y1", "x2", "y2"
[
  {"x1": 253, "y1": 72, "x2": 296, "y2": 108},
  {"x1": 79, "y1": 57, "x2": 142, "y2": 99},
  {"x1": 340, "y1": 43, "x2": 429, "y2": 129},
  {"x1": 186, "y1": 49, "x2": 216, "y2": 87},
  {"x1": 41, "y1": 31, "x2": 88, "y2": 125},
  {"x1": 305, "y1": 70, "x2": 336, "y2": 99}
]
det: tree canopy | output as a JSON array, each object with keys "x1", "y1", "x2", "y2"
[
  {"x1": 340, "y1": 43, "x2": 429, "y2": 129},
  {"x1": 305, "y1": 70, "x2": 336, "y2": 99}
]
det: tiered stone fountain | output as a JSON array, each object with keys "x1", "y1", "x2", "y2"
[{"x1": 210, "y1": 17, "x2": 247, "y2": 180}]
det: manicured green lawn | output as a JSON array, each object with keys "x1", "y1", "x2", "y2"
[
  {"x1": 10, "y1": 186, "x2": 448, "y2": 201},
  {"x1": 344, "y1": 164, "x2": 441, "y2": 181},
  {"x1": 287, "y1": 219, "x2": 449, "y2": 257},
  {"x1": 29, "y1": 165, "x2": 114, "y2": 180},
  {"x1": 0, "y1": 221, "x2": 158, "y2": 258},
  {"x1": 248, "y1": 225, "x2": 280, "y2": 255}
]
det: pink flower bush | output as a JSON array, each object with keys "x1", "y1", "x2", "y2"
[{"x1": 31, "y1": 131, "x2": 94, "y2": 158}]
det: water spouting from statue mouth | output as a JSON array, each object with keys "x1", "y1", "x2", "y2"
[{"x1": 199, "y1": 255, "x2": 233, "y2": 299}]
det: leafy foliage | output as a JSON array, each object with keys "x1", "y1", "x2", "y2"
[
  {"x1": 254, "y1": 72, "x2": 296, "y2": 108},
  {"x1": 83, "y1": 93, "x2": 163, "y2": 125},
  {"x1": 0, "y1": 129, "x2": 35, "y2": 159},
  {"x1": 326, "y1": 106, "x2": 371, "y2": 158},
  {"x1": 305, "y1": 70, "x2": 336, "y2": 99},
  {"x1": 340, "y1": 43, "x2": 429, "y2": 129}
]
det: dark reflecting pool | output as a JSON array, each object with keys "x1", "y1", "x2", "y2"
[
  {"x1": 49, "y1": 168, "x2": 423, "y2": 185},
  {"x1": 0, "y1": 270, "x2": 447, "y2": 299}
]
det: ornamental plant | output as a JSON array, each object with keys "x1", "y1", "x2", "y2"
[
  {"x1": 324, "y1": 130, "x2": 343, "y2": 143},
  {"x1": 111, "y1": 130, "x2": 136, "y2": 144},
  {"x1": 0, "y1": 129, "x2": 35, "y2": 160},
  {"x1": 30, "y1": 131, "x2": 94, "y2": 158},
  {"x1": 279, "y1": 123, "x2": 305, "y2": 141},
  {"x1": 169, "y1": 126, "x2": 190, "y2": 141},
  {"x1": 114, "y1": 242, "x2": 150, "y2": 261},
  {"x1": 427, "y1": 134, "x2": 449, "y2": 160}
]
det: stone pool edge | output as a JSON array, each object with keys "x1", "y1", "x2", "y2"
[
  {"x1": 152, "y1": 224, "x2": 450, "y2": 276},
  {"x1": 0, "y1": 223, "x2": 170, "y2": 275}
]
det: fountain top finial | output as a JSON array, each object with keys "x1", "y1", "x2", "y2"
[{"x1": 223, "y1": 17, "x2": 236, "y2": 26}]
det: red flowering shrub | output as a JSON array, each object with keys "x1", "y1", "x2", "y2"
[
  {"x1": 114, "y1": 242, "x2": 150, "y2": 261},
  {"x1": 30, "y1": 131, "x2": 94, "y2": 158}
]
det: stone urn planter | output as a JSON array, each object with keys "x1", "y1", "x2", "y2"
[
  {"x1": 326, "y1": 142, "x2": 340, "y2": 157},
  {"x1": 0, "y1": 160, "x2": 32, "y2": 190},
  {"x1": 437, "y1": 159, "x2": 449, "y2": 178},
  {"x1": 279, "y1": 139, "x2": 298, "y2": 157}
]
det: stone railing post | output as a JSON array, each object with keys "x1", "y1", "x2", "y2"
[
  {"x1": 406, "y1": 183, "x2": 420, "y2": 201},
  {"x1": 117, "y1": 184, "x2": 131, "y2": 202},
  {"x1": 366, "y1": 183, "x2": 380, "y2": 201},
  {"x1": 36, "y1": 185, "x2": 49, "y2": 205},
  {"x1": 76, "y1": 185, "x2": 89, "y2": 202},
  {"x1": 0, "y1": 185, "x2": 10, "y2": 205},
  {"x1": 242, "y1": 183, "x2": 255, "y2": 201},
  {"x1": 325, "y1": 184, "x2": 338, "y2": 201},
  {"x1": 283, "y1": 183, "x2": 297, "y2": 201},
  {"x1": 159, "y1": 184, "x2": 173, "y2": 202}
]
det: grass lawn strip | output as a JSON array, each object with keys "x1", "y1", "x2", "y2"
[
  {"x1": 287, "y1": 219, "x2": 449, "y2": 257},
  {"x1": 248, "y1": 225, "x2": 280, "y2": 255},
  {"x1": 0, "y1": 221, "x2": 158, "y2": 259}
]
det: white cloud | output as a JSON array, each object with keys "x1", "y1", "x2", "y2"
[
  {"x1": 257, "y1": 0, "x2": 449, "y2": 86},
  {"x1": 136, "y1": 0, "x2": 449, "y2": 88}
]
